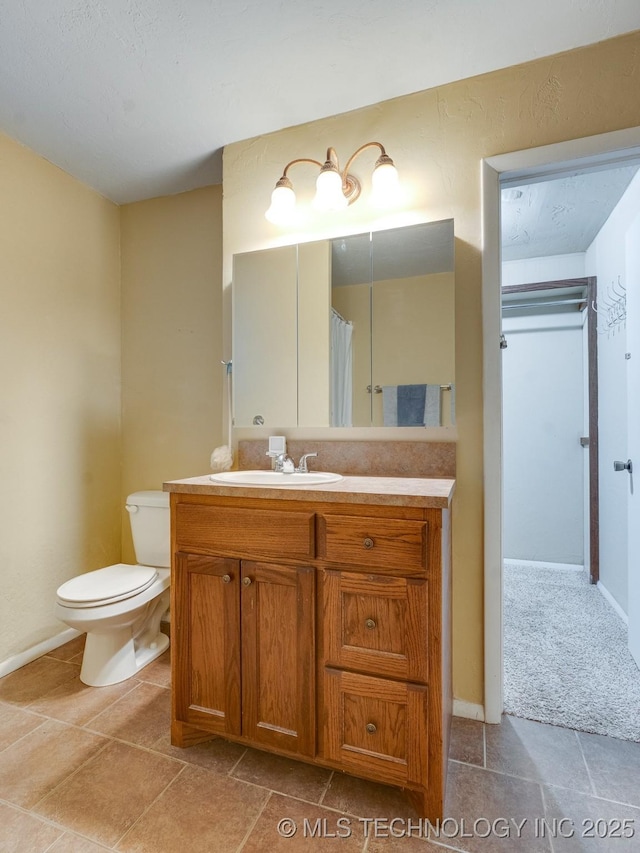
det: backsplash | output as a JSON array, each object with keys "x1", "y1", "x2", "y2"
[{"x1": 238, "y1": 440, "x2": 455, "y2": 478}]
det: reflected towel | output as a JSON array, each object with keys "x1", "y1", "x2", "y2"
[
  {"x1": 398, "y1": 384, "x2": 427, "y2": 426},
  {"x1": 382, "y1": 385, "x2": 398, "y2": 426},
  {"x1": 382, "y1": 384, "x2": 443, "y2": 427},
  {"x1": 424, "y1": 384, "x2": 442, "y2": 427}
]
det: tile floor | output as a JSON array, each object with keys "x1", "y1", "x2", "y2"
[{"x1": 1, "y1": 636, "x2": 640, "y2": 852}]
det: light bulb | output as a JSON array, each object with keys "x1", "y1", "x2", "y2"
[
  {"x1": 371, "y1": 159, "x2": 400, "y2": 207},
  {"x1": 265, "y1": 182, "x2": 296, "y2": 224},
  {"x1": 314, "y1": 168, "x2": 348, "y2": 211}
]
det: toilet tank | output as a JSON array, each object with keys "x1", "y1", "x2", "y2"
[{"x1": 125, "y1": 490, "x2": 170, "y2": 568}]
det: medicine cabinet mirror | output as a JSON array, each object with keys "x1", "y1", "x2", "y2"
[{"x1": 232, "y1": 219, "x2": 455, "y2": 428}]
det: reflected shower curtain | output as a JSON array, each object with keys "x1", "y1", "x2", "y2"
[{"x1": 330, "y1": 309, "x2": 353, "y2": 427}]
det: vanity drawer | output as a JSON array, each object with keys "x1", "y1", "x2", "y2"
[
  {"x1": 323, "y1": 570, "x2": 429, "y2": 682},
  {"x1": 318, "y1": 514, "x2": 427, "y2": 573},
  {"x1": 176, "y1": 503, "x2": 315, "y2": 561},
  {"x1": 324, "y1": 669, "x2": 429, "y2": 786}
]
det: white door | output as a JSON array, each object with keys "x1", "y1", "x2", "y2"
[{"x1": 626, "y1": 214, "x2": 640, "y2": 668}]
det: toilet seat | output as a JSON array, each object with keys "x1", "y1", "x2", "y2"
[{"x1": 56, "y1": 564, "x2": 159, "y2": 608}]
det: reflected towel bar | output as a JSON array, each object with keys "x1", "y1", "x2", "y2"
[{"x1": 368, "y1": 384, "x2": 452, "y2": 393}]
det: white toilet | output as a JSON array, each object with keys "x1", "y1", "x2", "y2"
[{"x1": 56, "y1": 490, "x2": 171, "y2": 687}]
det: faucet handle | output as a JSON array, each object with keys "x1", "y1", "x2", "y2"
[{"x1": 297, "y1": 452, "x2": 318, "y2": 473}]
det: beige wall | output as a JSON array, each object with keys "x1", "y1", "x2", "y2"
[
  {"x1": 0, "y1": 132, "x2": 121, "y2": 661},
  {"x1": 120, "y1": 186, "x2": 223, "y2": 561},
  {"x1": 222, "y1": 32, "x2": 640, "y2": 707}
]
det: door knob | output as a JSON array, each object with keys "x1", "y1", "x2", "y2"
[
  {"x1": 365, "y1": 722, "x2": 377, "y2": 734},
  {"x1": 365, "y1": 618, "x2": 376, "y2": 630},
  {"x1": 363, "y1": 537, "x2": 374, "y2": 549},
  {"x1": 222, "y1": 574, "x2": 232, "y2": 584},
  {"x1": 242, "y1": 577, "x2": 253, "y2": 586},
  {"x1": 613, "y1": 459, "x2": 633, "y2": 473}
]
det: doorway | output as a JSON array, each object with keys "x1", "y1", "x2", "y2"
[
  {"x1": 482, "y1": 128, "x2": 640, "y2": 726},
  {"x1": 501, "y1": 277, "x2": 598, "y2": 580}
]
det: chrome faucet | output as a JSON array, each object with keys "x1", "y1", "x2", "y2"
[
  {"x1": 296, "y1": 452, "x2": 318, "y2": 473},
  {"x1": 268, "y1": 450, "x2": 318, "y2": 473},
  {"x1": 273, "y1": 453, "x2": 295, "y2": 473}
]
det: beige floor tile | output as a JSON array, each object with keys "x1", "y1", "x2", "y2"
[
  {"x1": 231, "y1": 746, "x2": 332, "y2": 801},
  {"x1": 46, "y1": 635, "x2": 86, "y2": 661},
  {"x1": 442, "y1": 761, "x2": 551, "y2": 852},
  {"x1": 577, "y1": 731, "x2": 640, "y2": 808},
  {"x1": 48, "y1": 833, "x2": 113, "y2": 852},
  {"x1": 136, "y1": 648, "x2": 171, "y2": 688},
  {"x1": 0, "y1": 801, "x2": 64, "y2": 852},
  {"x1": 88, "y1": 682, "x2": 171, "y2": 748},
  {"x1": 0, "y1": 701, "x2": 44, "y2": 751},
  {"x1": 241, "y1": 793, "x2": 365, "y2": 852},
  {"x1": 543, "y1": 784, "x2": 640, "y2": 851},
  {"x1": 485, "y1": 716, "x2": 592, "y2": 793},
  {"x1": 151, "y1": 732, "x2": 247, "y2": 773},
  {"x1": 0, "y1": 656, "x2": 80, "y2": 706},
  {"x1": 116, "y1": 763, "x2": 269, "y2": 853},
  {"x1": 0, "y1": 718, "x2": 107, "y2": 808},
  {"x1": 28, "y1": 672, "x2": 137, "y2": 727},
  {"x1": 33, "y1": 739, "x2": 183, "y2": 847},
  {"x1": 321, "y1": 773, "x2": 419, "y2": 819},
  {"x1": 368, "y1": 838, "x2": 461, "y2": 852},
  {"x1": 450, "y1": 718, "x2": 485, "y2": 767}
]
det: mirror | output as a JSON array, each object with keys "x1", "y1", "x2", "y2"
[{"x1": 232, "y1": 220, "x2": 455, "y2": 428}]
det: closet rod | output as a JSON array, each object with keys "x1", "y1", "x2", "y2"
[{"x1": 502, "y1": 298, "x2": 587, "y2": 311}]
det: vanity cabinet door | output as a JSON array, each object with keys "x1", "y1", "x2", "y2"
[
  {"x1": 241, "y1": 561, "x2": 316, "y2": 757},
  {"x1": 324, "y1": 668, "x2": 429, "y2": 786},
  {"x1": 173, "y1": 552, "x2": 241, "y2": 736},
  {"x1": 323, "y1": 570, "x2": 429, "y2": 682}
]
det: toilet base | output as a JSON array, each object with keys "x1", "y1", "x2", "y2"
[{"x1": 80, "y1": 628, "x2": 170, "y2": 687}]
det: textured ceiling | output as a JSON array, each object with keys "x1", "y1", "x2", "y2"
[
  {"x1": 0, "y1": 1, "x2": 639, "y2": 203},
  {"x1": 501, "y1": 165, "x2": 640, "y2": 261}
]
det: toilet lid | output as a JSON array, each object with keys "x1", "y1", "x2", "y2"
[{"x1": 56, "y1": 564, "x2": 159, "y2": 606}]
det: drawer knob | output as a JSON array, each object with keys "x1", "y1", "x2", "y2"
[
  {"x1": 222, "y1": 574, "x2": 232, "y2": 584},
  {"x1": 365, "y1": 722, "x2": 377, "y2": 734},
  {"x1": 363, "y1": 537, "x2": 374, "y2": 549},
  {"x1": 242, "y1": 577, "x2": 253, "y2": 586},
  {"x1": 365, "y1": 618, "x2": 376, "y2": 630}
]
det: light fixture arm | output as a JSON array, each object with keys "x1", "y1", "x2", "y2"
[
  {"x1": 270, "y1": 157, "x2": 325, "y2": 195},
  {"x1": 280, "y1": 157, "x2": 324, "y2": 178},
  {"x1": 277, "y1": 148, "x2": 362, "y2": 204},
  {"x1": 341, "y1": 141, "x2": 389, "y2": 184}
]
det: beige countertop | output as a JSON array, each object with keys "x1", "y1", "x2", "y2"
[{"x1": 164, "y1": 474, "x2": 455, "y2": 509}]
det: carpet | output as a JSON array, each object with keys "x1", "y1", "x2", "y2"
[{"x1": 503, "y1": 562, "x2": 640, "y2": 741}]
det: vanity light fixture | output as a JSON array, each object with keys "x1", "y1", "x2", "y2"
[{"x1": 265, "y1": 141, "x2": 400, "y2": 224}]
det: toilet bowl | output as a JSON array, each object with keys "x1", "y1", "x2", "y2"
[{"x1": 56, "y1": 490, "x2": 171, "y2": 687}]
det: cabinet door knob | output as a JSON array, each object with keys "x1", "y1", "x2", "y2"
[
  {"x1": 365, "y1": 722, "x2": 377, "y2": 734},
  {"x1": 242, "y1": 577, "x2": 253, "y2": 586},
  {"x1": 363, "y1": 537, "x2": 374, "y2": 549},
  {"x1": 365, "y1": 618, "x2": 376, "y2": 630},
  {"x1": 222, "y1": 574, "x2": 232, "y2": 584}
]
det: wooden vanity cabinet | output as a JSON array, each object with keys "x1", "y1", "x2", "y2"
[
  {"x1": 169, "y1": 490, "x2": 452, "y2": 820},
  {"x1": 172, "y1": 544, "x2": 315, "y2": 756}
]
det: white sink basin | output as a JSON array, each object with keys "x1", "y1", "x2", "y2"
[{"x1": 209, "y1": 470, "x2": 343, "y2": 486}]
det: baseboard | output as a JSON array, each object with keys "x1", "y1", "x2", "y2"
[
  {"x1": 597, "y1": 581, "x2": 628, "y2": 624},
  {"x1": 0, "y1": 628, "x2": 82, "y2": 679},
  {"x1": 453, "y1": 699, "x2": 485, "y2": 721},
  {"x1": 504, "y1": 559, "x2": 584, "y2": 571}
]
